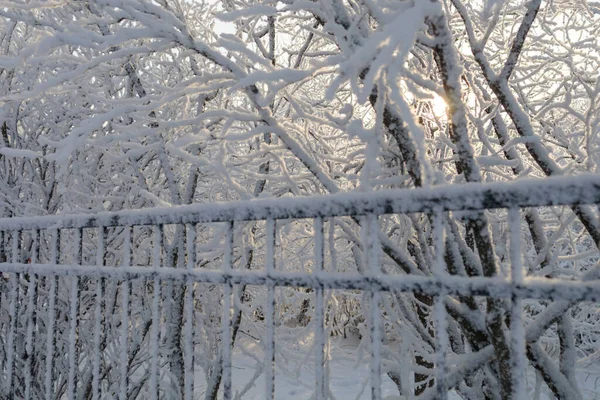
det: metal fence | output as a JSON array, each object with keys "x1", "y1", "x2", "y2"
[{"x1": 1, "y1": 175, "x2": 600, "y2": 399}]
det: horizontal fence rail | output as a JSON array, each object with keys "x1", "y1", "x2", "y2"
[
  {"x1": 0, "y1": 174, "x2": 598, "y2": 230},
  {"x1": 0, "y1": 174, "x2": 599, "y2": 399},
  {"x1": 0, "y1": 263, "x2": 599, "y2": 303}
]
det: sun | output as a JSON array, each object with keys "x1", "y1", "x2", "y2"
[{"x1": 431, "y1": 94, "x2": 448, "y2": 118}]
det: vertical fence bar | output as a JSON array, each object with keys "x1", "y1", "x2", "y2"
[
  {"x1": 150, "y1": 225, "x2": 163, "y2": 400},
  {"x1": 24, "y1": 229, "x2": 38, "y2": 400},
  {"x1": 45, "y1": 229, "x2": 60, "y2": 400},
  {"x1": 328, "y1": 219, "x2": 337, "y2": 272},
  {"x1": 184, "y1": 224, "x2": 196, "y2": 400},
  {"x1": 363, "y1": 213, "x2": 381, "y2": 399},
  {"x1": 92, "y1": 227, "x2": 105, "y2": 400},
  {"x1": 265, "y1": 218, "x2": 276, "y2": 400},
  {"x1": 5, "y1": 230, "x2": 20, "y2": 395},
  {"x1": 0, "y1": 230, "x2": 4, "y2": 391},
  {"x1": 5, "y1": 230, "x2": 20, "y2": 396},
  {"x1": 0, "y1": 230, "x2": 4, "y2": 262},
  {"x1": 222, "y1": 221, "x2": 234, "y2": 400},
  {"x1": 314, "y1": 217, "x2": 326, "y2": 400},
  {"x1": 509, "y1": 208, "x2": 527, "y2": 398},
  {"x1": 432, "y1": 209, "x2": 448, "y2": 400},
  {"x1": 119, "y1": 226, "x2": 132, "y2": 400},
  {"x1": 67, "y1": 228, "x2": 82, "y2": 400}
]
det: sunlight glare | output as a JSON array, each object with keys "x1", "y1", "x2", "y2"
[{"x1": 431, "y1": 94, "x2": 447, "y2": 118}]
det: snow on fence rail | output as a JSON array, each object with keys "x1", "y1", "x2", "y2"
[
  {"x1": 0, "y1": 174, "x2": 598, "y2": 230},
  {"x1": 0, "y1": 174, "x2": 600, "y2": 399}
]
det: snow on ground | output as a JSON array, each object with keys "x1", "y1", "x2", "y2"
[
  {"x1": 192, "y1": 334, "x2": 461, "y2": 399},
  {"x1": 187, "y1": 332, "x2": 600, "y2": 399},
  {"x1": 578, "y1": 370, "x2": 600, "y2": 400},
  {"x1": 229, "y1": 338, "x2": 400, "y2": 399}
]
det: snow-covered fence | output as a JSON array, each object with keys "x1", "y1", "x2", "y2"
[{"x1": 1, "y1": 175, "x2": 600, "y2": 399}]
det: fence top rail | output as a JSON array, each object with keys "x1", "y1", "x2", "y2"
[{"x1": 1, "y1": 174, "x2": 599, "y2": 231}]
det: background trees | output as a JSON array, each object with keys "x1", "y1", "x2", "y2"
[{"x1": 0, "y1": 0, "x2": 599, "y2": 398}]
